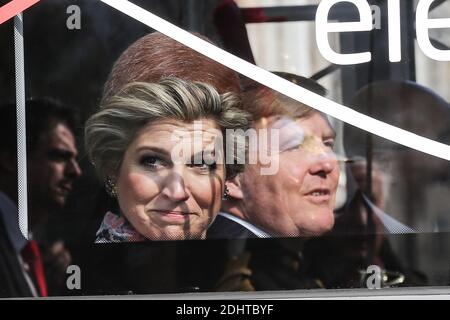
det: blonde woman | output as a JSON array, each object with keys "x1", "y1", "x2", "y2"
[{"x1": 85, "y1": 77, "x2": 250, "y2": 242}]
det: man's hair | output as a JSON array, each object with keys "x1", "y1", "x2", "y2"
[
  {"x1": 101, "y1": 32, "x2": 241, "y2": 104},
  {"x1": 86, "y1": 77, "x2": 251, "y2": 181},
  {"x1": 0, "y1": 98, "x2": 77, "y2": 155},
  {"x1": 240, "y1": 73, "x2": 326, "y2": 122}
]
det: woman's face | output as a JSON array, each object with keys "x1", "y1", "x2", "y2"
[{"x1": 115, "y1": 119, "x2": 225, "y2": 240}]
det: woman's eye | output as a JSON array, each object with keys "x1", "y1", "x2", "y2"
[
  {"x1": 140, "y1": 156, "x2": 165, "y2": 169},
  {"x1": 188, "y1": 160, "x2": 217, "y2": 172}
]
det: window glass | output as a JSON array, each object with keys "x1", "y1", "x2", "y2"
[{"x1": 0, "y1": 0, "x2": 448, "y2": 297}]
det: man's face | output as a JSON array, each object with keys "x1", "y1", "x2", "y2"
[
  {"x1": 241, "y1": 113, "x2": 340, "y2": 237},
  {"x1": 28, "y1": 121, "x2": 82, "y2": 211}
]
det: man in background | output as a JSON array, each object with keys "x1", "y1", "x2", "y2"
[
  {"x1": 0, "y1": 98, "x2": 82, "y2": 297},
  {"x1": 208, "y1": 75, "x2": 340, "y2": 239}
]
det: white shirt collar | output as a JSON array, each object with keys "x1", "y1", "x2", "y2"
[
  {"x1": 0, "y1": 191, "x2": 28, "y2": 253},
  {"x1": 219, "y1": 212, "x2": 271, "y2": 238}
]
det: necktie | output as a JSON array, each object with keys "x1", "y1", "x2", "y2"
[{"x1": 21, "y1": 240, "x2": 48, "y2": 297}]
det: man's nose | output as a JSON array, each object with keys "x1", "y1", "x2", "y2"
[
  {"x1": 308, "y1": 152, "x2": 337, "y2": 177},
  {"x1": 161, "y1": 168, "x2": 190, "y2": 202},
  {"x1": 66, "y1": 159, "x2": 82, "y2": 178}
]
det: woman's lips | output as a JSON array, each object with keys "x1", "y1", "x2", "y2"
[{"x1": 151, "y1": 210, "x2": 196, "y2": 224}]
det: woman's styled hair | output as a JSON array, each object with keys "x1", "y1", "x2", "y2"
[{"x1": 85, "y1": 77, "x2": 251, "y2": 181}]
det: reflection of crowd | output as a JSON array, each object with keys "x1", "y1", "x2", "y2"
[{"x1": 1, "y1": 31, "x2": 449, "y2": 297}]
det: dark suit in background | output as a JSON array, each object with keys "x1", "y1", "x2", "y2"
[
  {"x1": 207, "y1": 214, "x2": 258, "y2": 239},
  {"x1": 0, "y1": 195, "x2": 33, "y2": 298}
]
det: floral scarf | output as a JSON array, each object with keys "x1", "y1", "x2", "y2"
[{"x1": 95, "y1": 211, "x2": 146, "y2": 243}]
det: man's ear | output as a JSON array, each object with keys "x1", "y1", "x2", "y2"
[{"x1": 225, "y1": 175, "x2": 244, "y2": 200}]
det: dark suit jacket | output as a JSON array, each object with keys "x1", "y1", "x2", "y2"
[
  {"x1": 207, "y1": 214, "x2": 258, "y2": 239},
  {"x1": 208, "y1": 216, "x2": 324, "y2": 290},
  {"x1": 0, "y1": 215, "x2": 33, "y2": 298}
]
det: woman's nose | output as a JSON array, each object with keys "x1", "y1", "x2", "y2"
[{"x1": 161, "y1": 169, "x2": 190, "y2": 202}]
